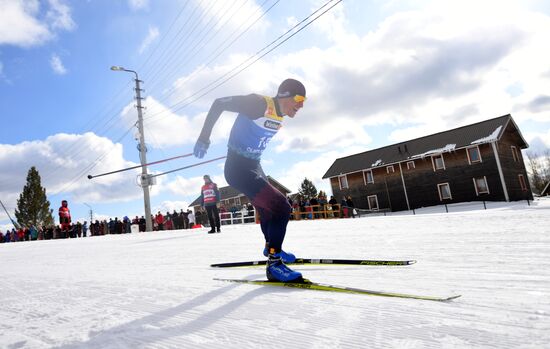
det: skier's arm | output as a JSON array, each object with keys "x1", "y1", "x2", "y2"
[{"x1": 193, "y1": 94, "x2": 266, "y2": 158}]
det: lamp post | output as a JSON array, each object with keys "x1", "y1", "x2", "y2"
[
  {"x1": 83, "y1": 202, "x2": 93, "y2": 223},
  {"x1": 111, "y1": 66, "x2": 153, "y2": 232}
]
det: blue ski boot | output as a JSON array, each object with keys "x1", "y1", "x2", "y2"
[
  {"x1": 266, "y1": 254, "x2": 303, "y2": 283},
  {"x1": 263, "y1": 244, "x2": 296, "y2": 263}
]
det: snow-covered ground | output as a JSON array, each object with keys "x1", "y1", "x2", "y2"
[{"x1": 1, "y1": 199, "x2": 549, "y2": 349}]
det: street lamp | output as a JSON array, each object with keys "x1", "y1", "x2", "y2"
[
  {"x1": 83, "y1": 202, "x2": 93, "y2": 223},
  {"x1": 111, "y1": 65, "x2": 153, "y2": 232}
]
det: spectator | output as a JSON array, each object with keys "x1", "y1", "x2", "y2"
[
  {"x1": 329, "y1": 196, "x2": 339, "y2": 218},
  {"x1": 139, "y1": 216, "x2": 146, "y2": 232},
  {"x1": 181, "y1": 210, "x2": 189, "y2": 229},
  {"x1": 76, "y1": 221, "x2": 82, "y2": 237},
  {"x1": 29, "y1": 225, "x2": 38, "y2": 240},
  {"x1": 165, "y1": 216, "x2": 173, "y2": 230},
  {"x1": 200, "y1": 174, "x2": 221, "y2": 234},
  {"x1": 82, "y1": 221, "x2": 88, "y2": 237},
  {"x1": 155, "y1": 212, "x2": 164, "y2": 231},
  {"x1": 310, "y1": 196, "x2": 319, "y2": 218},
  {"x1": 346, "y1": 196, "x2": 356, "y2": 218},
  {"x1": 341, "y1": 198, "x2": 348, "y2": 218},
  {"x1": 188, "y1": 210, "x2": 196, "y2": 228},
  {"x1": 318, "y1": 194, "x2": 327, "y2": 218}
]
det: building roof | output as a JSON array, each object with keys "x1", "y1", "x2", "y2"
[
  {"x1": 189, "y1": 176, "x2": 291, "y2": 206},
  {"x1": 323, "y1": 114, "x2": 528, "y2": 179}
]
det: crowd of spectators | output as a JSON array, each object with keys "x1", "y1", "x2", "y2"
[
  {"x1": 288, "y1": 194, "x2": 358, "y2": 219},
  {"x1": 0, "y1": 209, "x2": 202, "y2": 243},
  {"x1": 1, "y1": 196, "x2": 360, "y2": 244}
]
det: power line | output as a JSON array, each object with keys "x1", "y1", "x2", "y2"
[
  {"x1": 154, "y1": 0, "x2": 278, "y2": 105},
  {"x1": 145, "y1": 0, "x2": 342, "y2": 123},
  {"x1": 145, "y1": 0, "x2": 247, "y2": 94}
]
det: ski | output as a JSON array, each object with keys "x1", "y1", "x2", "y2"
[
  {"x1": 214, "y1": 278, "x2": 461, "y2": 302},
  {"x1": 210, "y1": 258, "x2": 416, "y2": 268}
]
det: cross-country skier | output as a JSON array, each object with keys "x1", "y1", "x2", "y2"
[{"x1": 193, "y1": 78, "x2": 306, "y2": 282}]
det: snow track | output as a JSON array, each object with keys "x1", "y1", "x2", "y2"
[{"x1": 1, "y1": 199, "x2": 549, "y2": 348}]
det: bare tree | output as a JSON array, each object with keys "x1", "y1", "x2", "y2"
[{"x1": 526, "y1": 151, "x2": 550, "y2": 194}]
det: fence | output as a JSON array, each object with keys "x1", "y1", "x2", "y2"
[{"x1": 219, "y1": 209, "x2": 256, "y2": 225}]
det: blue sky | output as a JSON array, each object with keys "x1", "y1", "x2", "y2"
[{"x1": 1, "y1": 0, "x2": 550, "y2": 229}]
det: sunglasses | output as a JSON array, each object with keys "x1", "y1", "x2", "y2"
[{"x1": 293, "y1": 95, "x2": 306, "y2": 103}]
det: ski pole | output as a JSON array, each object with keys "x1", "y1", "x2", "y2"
[
  {"x1": 0, "y1": 199, "x2": 21, "y2": 229},
  {"x1": 87, "y1": 152, "x2": 193, "y2": 179},
  {"x1": 150, "y1": 156, "x2": 226, "y2": 178}
]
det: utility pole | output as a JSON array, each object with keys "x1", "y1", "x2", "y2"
[
  {"x1": 83, "y1": 202, "x2": 93, "y2": 223},
  {"x1": 111, "y1": 66, "x2": 153, "y2": 232}
]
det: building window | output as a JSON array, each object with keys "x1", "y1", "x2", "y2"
[
  {"x1": 467, "y1": 146, "x2": 482, "y2": 164},
  {"x1": 437, "y1": 183, "x2": 452, "y2": 200},
  {"x1": 367, "y1": 195, "x2": 379, "y2": 210},
  {"x1": 406, "y1": 161, "x2": 415, "y2": 170},
  {"x1": 363, "y1": 170, "x2": 374, "y2": 184},
  {"x1": 473, "y1": 176, "x2": 489, "y2": 195},
  {"x1": 511, "y1": 146, "x2": 519, "y2": 162},
  {"x1": 386, "y1": 165, "x2": 395, "y2": 174},
  {"x1": 234, "y1": 197, "x2": 241, "y2": 206},
  {"x1": 518, "y1": 174, "x2": 527, "y2": 191},
  {"x1": 432, "y1": 154, "x2": 446, "y2": 171},
  {"x1": 338, "y1": 175, "x2": 349, "y2": 189}
]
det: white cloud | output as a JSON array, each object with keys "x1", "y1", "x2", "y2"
[
  {"x1": 0, "y1": 0, "x2": 51, "y2": 47},
  {"x1": 128, "y1": 0, "x2": 149, "y2": 11},
  {"x1": 273, "y1": 148, "x2": 367, "y2": 195},
  {"x1": 165, "y1": 174, "x2": 227, "y2": 198},
  {"x1": 46, "y1": 0, "x2": 75, "y2": 31},
  {"x1": 120, "y1": 96, "x2": 198, "y2": 148},
  {"x1": 0, "y1": 0, "x2": 75, "y2": 47},
  {"x1": 0, "y1": 133, "x2": 143, "y2": 207},
  {"x1": 149, "y1": 0, "x2": 550, "y2": 168},
  {"x1": 153, "y1": 200, "x2": 191, "y2": 214},
  {"x1": 50, "y1": 54, "x2": 67, "y2": 75},
  {"x1": 139, "y1": 26, "x2": 159, "y2": 54}
]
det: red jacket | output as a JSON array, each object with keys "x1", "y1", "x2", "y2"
[{"x1": 155, "y1": 213, "x2": 164, "y2": 225}]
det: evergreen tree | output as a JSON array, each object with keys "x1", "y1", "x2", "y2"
[
  {"x1": 298, "y1": 178, "x2": 318, "y2": 200},
  {"x1": 14, "y1": 167, "x2": 54, "y2": 228}
]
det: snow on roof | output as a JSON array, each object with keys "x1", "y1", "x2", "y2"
[
  {"x1": 371, "y1": 159, "x2": 383, "y2": 167},
  {"x1": 412, "y1": 144, "x2": 456, "y2": 159},
  {"x1": 471, "y1": 126, "x2": 502, "y2": 145}
]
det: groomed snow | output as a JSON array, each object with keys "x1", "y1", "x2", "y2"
[{"x1": 1, "y1": 199, "x2": 549, "y2": 348}]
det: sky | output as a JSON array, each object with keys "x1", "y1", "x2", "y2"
[{"x1": 1, "y1": 0, "x2": 550, "y2": 229}]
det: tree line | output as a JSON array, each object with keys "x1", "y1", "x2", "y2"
[{"x1": 526, "y1": 151, "x2": 550, "y2": 194}]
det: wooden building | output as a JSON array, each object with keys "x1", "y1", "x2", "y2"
[
  {"x1": 323, "y1": 114, "x2": 533, "y2": 212},
  {"x1": 189, "y1": 176, "x2": 291, "y2": 213}
]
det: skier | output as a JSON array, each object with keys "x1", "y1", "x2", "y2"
[
  {"x1": 200, "y1": 175, "x2": 221, "y2": 234},
  {"x1": 58, "y1": 200, "x2": 71, "y2": 233},
  {"x1": 193, "y1": 78, "x2": 306, "y2": 282}
]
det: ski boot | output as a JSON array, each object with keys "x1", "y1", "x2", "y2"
[
  {"x1": 266, "y1": 248, "x2": 303, "y2": 283},
  {"x1": 263, "y1": 243, "x2": 296, "y2": 263}
]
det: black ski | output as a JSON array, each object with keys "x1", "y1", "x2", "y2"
[
  {"x1": 214, "y1": 278, "x2": 461, "y2": 302},
  {"x1": 210, "y1": 258, "x2": 416, "y2": 268}
]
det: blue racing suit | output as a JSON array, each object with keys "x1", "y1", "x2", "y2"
[{"x1": 197, "y1": 94, "x2": 291, "y2": 251}]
